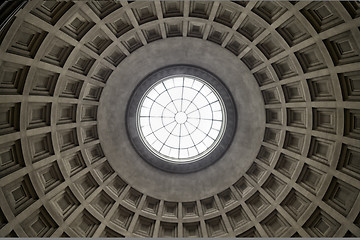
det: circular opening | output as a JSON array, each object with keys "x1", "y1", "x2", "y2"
[
  {"x1": 126, "y1": 65, "x2": 236, "y2": 173},
  {"x1": 137, "y1": 75, "x2": 226, "y2": 162}
]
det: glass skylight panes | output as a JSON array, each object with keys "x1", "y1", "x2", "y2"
[{"x1": 137, "y1": 75, "x2": 226, "y2": 162}]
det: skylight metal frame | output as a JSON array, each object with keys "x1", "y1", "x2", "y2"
[{"x1": 137, "y1": 74, "x2": 227, "y2": 163}]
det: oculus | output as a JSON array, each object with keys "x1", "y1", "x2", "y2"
[
  {"x1": 137, "y1": 75, "x2": 226, "y2": 162},
  {"x1": 127, "y1": 65, "x2": 236, "y2": 173}
]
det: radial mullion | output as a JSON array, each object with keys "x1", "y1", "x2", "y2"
[
  {"x1": 186, "y1": 120, "x2": 216, "y2": 141},
  {"x1": 161, "y1": 122, "x2": 179, "y2": 152},
  {"x1": 183, "y1": 84, "x2": 205, "y2": 113},
  {"x1": 184, "y1": 123, "x2": 200, "y2": 155},
  {"x1": 163, "y1": 80, "x2": 179, "y2": 112},
  {"x1": 178, "y1": 124, "x2": 182, "y2": 158},
  {"x1": 186, "y1": 102, "x2": 212, "y2": 115},
  {"x1": 145, "y1": 119, "x2": 175, "y2": 137}
]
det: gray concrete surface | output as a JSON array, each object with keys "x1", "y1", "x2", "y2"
[{"x1": 98, "y1": 37, "x2": 265, "y2": 201}]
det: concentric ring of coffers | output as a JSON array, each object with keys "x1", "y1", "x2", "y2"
[{"x1": 127, "y1": 65, "x2": 237, "y2": 173}]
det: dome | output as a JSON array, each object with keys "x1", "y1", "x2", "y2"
[{"x1": 0, "y1": 0, "x2": 359, "y2": 237}]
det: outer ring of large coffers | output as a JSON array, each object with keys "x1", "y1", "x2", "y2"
[{"x1": 126, "y1": 65, "x2": 237, "y2": 173}]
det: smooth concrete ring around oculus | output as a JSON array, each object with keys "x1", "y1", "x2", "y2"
[{"x1": 98, "y1": 37, "x2": 265, "y2": 201}]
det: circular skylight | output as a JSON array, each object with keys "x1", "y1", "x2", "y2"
[
  {"x1": 127, "y1": 65, "x2": 236, "y2": 173},
  {"x1": 137, "y1": 75, "x2": 226, "y2": 162}
]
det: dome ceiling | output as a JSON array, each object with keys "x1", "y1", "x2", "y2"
[{"x1": 0, "y1": 0, "x2": 360, "y2": 238}]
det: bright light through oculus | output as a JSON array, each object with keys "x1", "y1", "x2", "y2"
[{"x1": 137, "y1": 75, "x2": 226, "y2": 162}]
